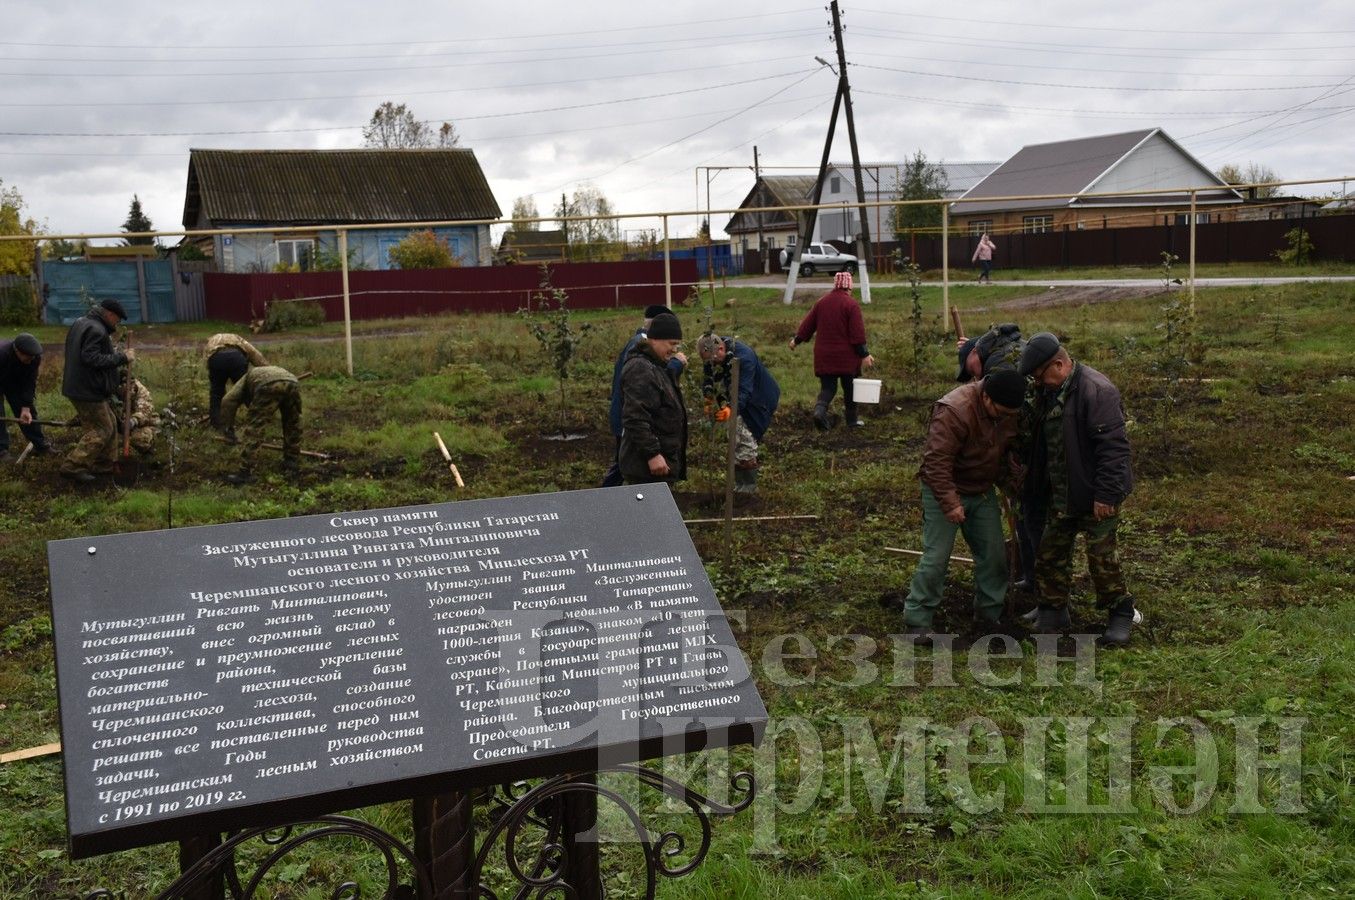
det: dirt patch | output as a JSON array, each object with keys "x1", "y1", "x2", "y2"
[{"x1": 971, "y1": 284, "x2": 1165, "y2": 312}]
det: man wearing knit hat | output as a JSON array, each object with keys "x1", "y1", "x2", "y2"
[
  {"x1": 0, "y1": 333, "x2": 53, "y2": 462},
  {"x1": 618, "y1": 313, "x2": 687, "y2": 484},
  {"x1": 60, "y1": 299, "x2": 135, "y2": 482},
  {"x1": 602, "y1": 304, "x2": 686, "y2": 486},
  {"x1": 1016, "y1": 333, "x2": 1136, "y2": 646},
  {"x1": 886, "y1": 370, "x2": 1027, "y2": 640}
]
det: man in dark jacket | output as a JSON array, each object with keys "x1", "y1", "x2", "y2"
[
  {"x1": 957, "y1": 322, "x2": 1023, "y2": 383},
  {"x1": 602, "y1": 305, "x2": 686, "y2": 487},
  {"x1": 697, "y1": 333, "x2": 780, "y2": 495},
  {"x1": 0, "y1": 333, "x2": 53, "y2": 461},
  {"x1": 888, "y1": 371, "x2": 1026, "y2": 640},
  {"x1": 60, "y1": 300, "x2": 134, "y2": 482},
  {"x1": 618, "y1": 313, "x2": 687, "y2": 485},
  {"x1": 1017, "y1": 333, "x2": 1136, "y2": 645}
]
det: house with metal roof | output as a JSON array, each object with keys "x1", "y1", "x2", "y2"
[
  {"x1": 950, "y1": 128, "x2": 1243, "y2": 235},
  {"x1": 723, "y1": 161, "x2": 998, "y2": 257},
  {"x1": 496, "y1": 228, "x2": 568, "y2": 264},
  {"x1": 181, "y1": 148, "x2": 501, "y2": 272}
]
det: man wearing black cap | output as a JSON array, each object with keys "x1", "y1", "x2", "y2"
[
  {"x1": 0, "y1": 333, "x2": 53, "y2": 461},
  {"x1": 618, "y1": 313, "x2": 687, "y2": 485},
  {"x1": 602, "y1": 304, "x2": 686, "y2": 487},
  {"x1": 60, "y1": 299, "x2": 135, "y2": 482},
  {"x1": 886, "y1": 370, "x2": 1027, "y2": 639},
  {"x1": 1016, "y1": 333, "x2": 1135, "y2": 645},
  {"x1": 956, "y1": 322, "x2": 1023, "y2": 384}
]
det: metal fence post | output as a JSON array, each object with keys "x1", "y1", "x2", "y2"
[
  {"x1": 339, "y1": 229, "x2": 353, "y2": 377},
  {"x1": 662, "y1": 216, "x2": 672, "y2": 309},
  {"x1": 942, "y1": 202, "x2": 950, "y2": 332},
  {"x1": 1188, "y1": 190, "x2": 1197, "y2": 316}
]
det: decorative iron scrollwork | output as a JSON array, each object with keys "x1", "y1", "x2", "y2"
[
  {"x1": 81, "y1": 814, "x2": 430, "y2": 900},
  {"x1": 475, "y1": 766, "x2": 755, "y2": 900}
]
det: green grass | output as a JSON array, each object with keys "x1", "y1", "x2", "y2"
[{"x1": 1, "y1": 283, "x2": 1352, "y2": 897}]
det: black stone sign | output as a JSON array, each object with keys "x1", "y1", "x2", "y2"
[{"x1": 48, "y1": 484, "x2": 766, "y2": 858}]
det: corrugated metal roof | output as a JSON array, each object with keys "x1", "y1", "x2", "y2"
[
  {"x1": 953, "y1": 130, "x2": 1158, "y2": 215},
  {"x1": 952, "y1": 129, "x2": 1238, "y2": 215},
  {"x1": 725, "y1": 175, "x2": 820, "y2": 234},
  {"x1": 183, "y1": 148, "x2": 501, "y2": 227}
]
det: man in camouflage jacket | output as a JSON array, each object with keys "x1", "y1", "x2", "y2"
[{"x1": 217, "y1": 364, "x2": 302, "y2": 484}]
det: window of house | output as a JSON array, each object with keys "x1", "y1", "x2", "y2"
[
  {"x1": 275, "y1": 239, "x2": 314, "y2": 270},
  {"x1": 830, "y1": 176, "x2": 841, "y2": 193},
  {"x1": 969, "y1": 220, "x2": 993, "y2": 236},
  {"x1": 1023, "y1": 215, "x2": 1053, "y2": 234}
]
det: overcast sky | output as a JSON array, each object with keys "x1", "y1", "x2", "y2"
[{"x1": 4, "y1": 0, "x2": 1353, "y2": 242}]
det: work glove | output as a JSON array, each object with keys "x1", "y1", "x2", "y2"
[{"x1": 714, "y1": 406, "x2": 731, "y2": 423}]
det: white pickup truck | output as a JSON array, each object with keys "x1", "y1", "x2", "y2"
[{"x1": 780, "y1": 243, "x2": 859, "y2": 277}]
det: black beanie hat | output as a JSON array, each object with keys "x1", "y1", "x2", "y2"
[
  {"x1": 643, "y1": 304, "x2": 670, "y2": 319},
  {"x1": 647, "y1": 313, "x2": 682, "y2": 340},
  {"x1": 955, "y1": 337, "x2": 978, "y2": 382},
  {"x1": 983, "y1": 370, "x2": 1027, "y2": 409}
]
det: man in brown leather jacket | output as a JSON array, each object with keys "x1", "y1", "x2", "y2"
[{"x1": 889, "y1": 370, "x2": 1027, "y2": 640}]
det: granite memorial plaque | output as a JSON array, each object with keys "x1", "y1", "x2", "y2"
[{"x1": 48, "y1": 484, "x2": 766, "y2": 858}]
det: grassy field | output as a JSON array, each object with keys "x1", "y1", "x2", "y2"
[{"x1": 1, "y1": 280, "x2": 1352, "y2": 897}]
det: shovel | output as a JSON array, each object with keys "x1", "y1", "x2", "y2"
[{"x1": 113, "y1": 331, "x2": 141, "y2": 487}]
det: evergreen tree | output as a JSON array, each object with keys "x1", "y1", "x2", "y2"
[{"x1": 121, "y1": 195, "x2": 157, "y2": 246}]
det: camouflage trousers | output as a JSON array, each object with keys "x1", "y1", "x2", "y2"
[
  {"x1": 129, "y1": 426, "x2": 156, "y2": 456},
  {"x1": 1035, "y1": 511, "x2": 1129, "y2": 610},
  {"x1": 62, "y1": 400, "x2": 118, "y2": 475},
  {"x1": 241, "y1": 381, "x2": 302, "y2": 468}
]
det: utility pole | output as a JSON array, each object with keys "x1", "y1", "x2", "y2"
[
  {"x1": 782, "y1": 0, "x2": 872, "y2": 304},
  {"x1": 754, "y1": 146, "x2": 767, "y2": 275},
  {"x1": 831, "y1": 0, "x2": 873, "y2": 305}
]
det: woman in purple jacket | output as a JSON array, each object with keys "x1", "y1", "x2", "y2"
[{"x1": 789, "y1": 271, "x2": 875, "y2": 429}]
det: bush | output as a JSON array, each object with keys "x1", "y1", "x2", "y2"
[
  {"x1": 0, "y1": 281, "x2": 38, "y2": 326},
  {"x1": 312, "y1": 246, "x2": 368, "y2": 272},
  {"x1": 261, "y1": 298, "x2": 326, "y2": 332},
  {"x1": 387, "y1": 230, "x2": 460, "y2": 269},
  {"x1": 1275, "y1": 227, "x2": 1314, "y2": 265}
]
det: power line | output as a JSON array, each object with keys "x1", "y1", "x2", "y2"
[
  {"x1": 853, "y1": 62, "x2": 1350, "y2": 93},
  {"x1": 0, "y1": 9, "x2": 821, "y2": 50},
  {"x1": 853, "y1": 87, "x2": 1355, "y2": 120},
  {"x1": 539, "y1": 69, "x2": 827, "y2": 195},
  {"x1": 0, "y1": 69, "x2": 818, "y2": 138},
  {"x1": 0, "y1": 29, "x2": 825, "y2": 78},
  {"x1": 853, "y1": 7, "x2": 1355, "y2": 36},
  {"x1": 852, "y1": 49, "x2": 1347, "y2": 82},
  {"x1": 850, "y1": 22, "x2": 1355, "y2": 54},
  {"x1": 851, "y1": 26, "x2": 1354, "y2": 63},
  {"x1": 0, "y1": 94, "x2": 829, "y2": 159},
  {"x1": 0, "y1": 54, "x2": 810, "y2": 109}
]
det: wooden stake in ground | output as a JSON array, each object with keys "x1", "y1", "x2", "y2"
[
  {"x1": 433, "y1": 431, "x2": 465, "y2": 489},
  {"x1": 0, "y1": 742, "x2": 60, "y2": 765},
  {"x1": 723, "y1": 356, "x2": 741, "y2": 568},
  {"x1": 14, "y1": 442, "x2": 34, "y2": 464},
  {"x1": 212, "y1": 436, "x2": 331, "y2": 460},
  {"x1": 950, "y1": 307, "x2": 966, "y2": 341},
  {"x1": 884, "y1": 546, "x2": 974, "y2": 565}
]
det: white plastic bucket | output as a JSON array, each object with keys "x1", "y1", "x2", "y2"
[{"x1": 853, "y1": 378, "x2": 882, "y2": 404}]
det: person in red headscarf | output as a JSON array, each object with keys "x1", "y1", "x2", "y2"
[{"x1": 789, "y1": 271, "x2": 875, "y2": 429}]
